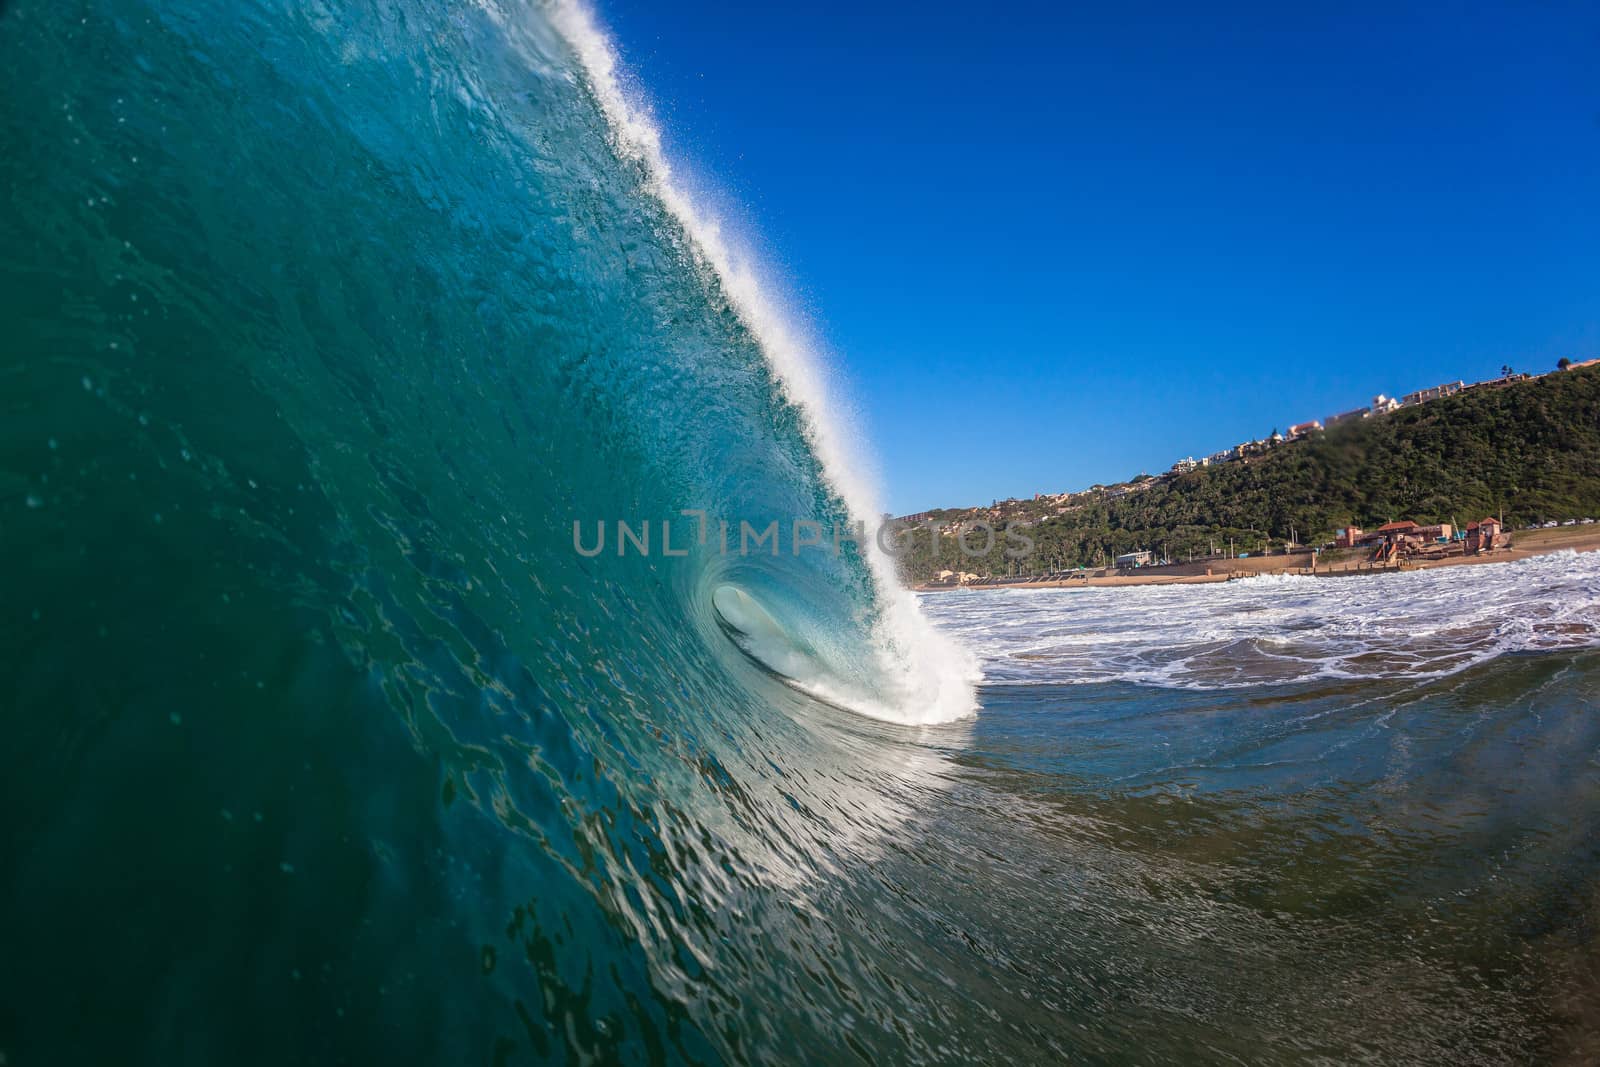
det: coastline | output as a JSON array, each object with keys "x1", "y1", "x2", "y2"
[{"x1": 912, "y1": 526, "x2": 1600, "y2": 592}]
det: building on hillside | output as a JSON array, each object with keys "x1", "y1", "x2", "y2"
[
  {"x1": 1468, "y1": 373, "x2": 1529, "y2": 392},
  {"x1": 1325, "y1": 407, "x2": 1368, "y2": 427},
  {"x1": 1401, "y1": 381, "x2": 1464, "y2": 406},
  {"x1": 1335, "y1": 526, "x2": 1364, "y2": 549},
  {"x1": 1466, "y1": 518, "x2": 1503, "y2": 553},
  {"x1": 1171, "y1": 456, "x2": 1198, "y2": 474},
  {"x1": 1372, "y1": 394, "x2": 1400, "y2": 415},
  {"x1": 1238, "y1": 439, "x2": 1271, "y2": 458},
  {"x1": 1287, "y1": 420, "x2": 1323, "y2": 439},
  {"x1": 1416, "y1": 522, "x2": 1453, "y2": 541},
  {"x1": 1208, "y1": 449, "x2": 1235, "y2": 465},
  {"x1": 1114, "y1": 550, "x2": 1154, "y2": 568}
]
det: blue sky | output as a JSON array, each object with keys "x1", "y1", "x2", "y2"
[{"x1": 595, "y1": 1, "x2": 1600, "y2": 515}]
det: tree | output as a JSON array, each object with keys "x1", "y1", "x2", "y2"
[
  {"x1": 1501, "y1": 364, "x2": 1515, "y2": 377},
  {"x1": 1559, "y1": 357, "x2": 1572, "y2": 371}
]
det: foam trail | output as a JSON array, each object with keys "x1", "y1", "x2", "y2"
[
  {"x1": 921, "y1": 550, "x2": 1600, "y2": 690},
  {"x1": 546, "y1": 0, "x2": 980, "y2": 724}
]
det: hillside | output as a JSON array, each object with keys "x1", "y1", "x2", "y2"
[{"x1": 897, "y1": 366, "x2": 1600, "y2": 581}]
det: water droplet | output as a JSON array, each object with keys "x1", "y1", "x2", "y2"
[
  {"x1": 138, "y1": 413, "x2": 149, "y2": 426},
  {"x1": 169, "y1": 712, "x2": 182, "y2": 726},
  {"x1": 180, "y1": 449, "x2": 191, "y2": 462},
  {"x1": 220, "y1": 809, "x2": 233, "y2": 821},
  {"x1": 81, "y1": 376, "x2": 92, "y2": 391},
  {"x1": 47, "y1": 438, "x2": 58, "y2": 450},
  {"x1": 247, "y1": 479, "x2": 258, "y2": 489},
  {"x1": 280, "y1": 862, "x2": 296, "y2": 874},
  {"x1": 24, "y1": 494, "x2": 42, "y2": 509}
]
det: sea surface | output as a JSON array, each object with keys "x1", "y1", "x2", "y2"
[
  {"x1": 3, "y1": 1, "x2": 1599, "y2": 1064},
  {"x1": 913, "y1": 555, "x2": 1600, "y2": 1063}
]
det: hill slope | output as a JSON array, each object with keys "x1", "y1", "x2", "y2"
[{"x1": 898, "y1": 366, "x2": 1600, "y2": 581}]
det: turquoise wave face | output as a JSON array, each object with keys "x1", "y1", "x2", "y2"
[{"x1": 0, "y1": 1, "x2": 968, "y2": 1062}]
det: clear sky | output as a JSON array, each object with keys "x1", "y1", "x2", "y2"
[{"x1": 593, "y1": 1, "x2": 1600, "y2": 515}]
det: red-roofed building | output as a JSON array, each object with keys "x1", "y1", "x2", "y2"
[
  {"x1": 1359, "y1": 519, "x2": 1457, "y2": 557},
  {"x1": 1466, "y1": 517, "x2": 1503, "y2": 554}
]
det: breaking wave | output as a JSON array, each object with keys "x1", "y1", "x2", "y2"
[{"x1": 923, "y1": 550, "x2": 1600, "y2": 689}]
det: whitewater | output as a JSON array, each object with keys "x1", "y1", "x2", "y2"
[
  {"x1": 926, "y1": 550, "x2": 1600, "y2": 689},
  {"x1": 3, "y1": 1, "x2": 1599, "y2": 1063}
]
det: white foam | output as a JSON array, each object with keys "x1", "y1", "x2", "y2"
[
  {"x1": 547, "y1": 1, "x2": 979, "y2": 724},
  {"x1": 920, "y1": 551, "x2": 1600, "y2": 690}
]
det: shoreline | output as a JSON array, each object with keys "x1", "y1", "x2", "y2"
[{"x1": 912, "y1": 527, "x2": 1600, "y2": 593}]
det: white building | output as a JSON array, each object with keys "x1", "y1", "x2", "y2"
[{"x1": 1401, "y1": 381, "x2": 1464, "y2": 406}]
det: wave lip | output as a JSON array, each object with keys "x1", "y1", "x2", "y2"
[{"x1": 548, "y1": 0, "x2": 979, "y2": 724}]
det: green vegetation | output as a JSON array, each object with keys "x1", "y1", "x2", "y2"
[{"x1": 898, "y1": 366, "x2": 1600, "y2": 582}]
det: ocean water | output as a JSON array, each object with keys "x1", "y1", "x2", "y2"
[{"x1": 3, "y1": 1, "x2": 1599, "y2": 1064}]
